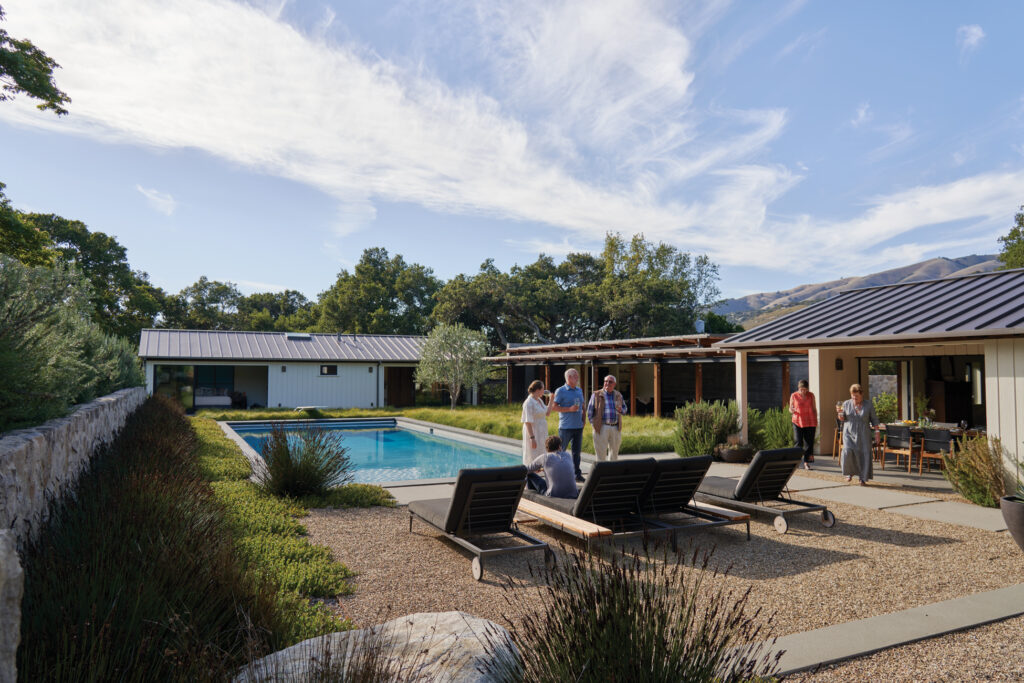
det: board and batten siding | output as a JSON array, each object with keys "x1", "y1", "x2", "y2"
[
  {"x1": 984, "y1": 338, "x2": 1024, "y2": 482},
  {"x1": 267, "y1": 362, "x2": 379, "y2": 408}
]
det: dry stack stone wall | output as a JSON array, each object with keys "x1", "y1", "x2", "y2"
[{"x1": 0, "y1": 386, "x2": 146, "y2": 683}]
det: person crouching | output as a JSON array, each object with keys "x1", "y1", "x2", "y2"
[{"x1": 526, "y1": 435, "x2": 579, "y2": 498}]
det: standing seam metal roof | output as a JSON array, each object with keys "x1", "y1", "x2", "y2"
[
  {"x1": 715, "y1": 268, "x2": 1024, "y2": 348},
  {"x1": 138, "y1": 329, "x2": 424, "y2": 362}
]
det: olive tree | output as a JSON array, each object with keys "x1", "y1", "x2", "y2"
[{"x1": 415, "y1": 323, "x2": 491, "y2": 410}]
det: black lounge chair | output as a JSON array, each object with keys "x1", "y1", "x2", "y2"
[
  {"x1": 694, "y1": 447, "x2": 837, "y2": 534},
  {"x1": 518, "y1": 458, "x2": 676, "y2": 548},
  {"x1": 408, "y1": 466, "x2": 550, "y2": 580},
  {"x1": 641, "y1": 455, "x2": 751, "y2": 541}
]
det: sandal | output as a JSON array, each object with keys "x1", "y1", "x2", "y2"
[{"x1": 844, "y1": 476, "x2": 852, "y2": 482}]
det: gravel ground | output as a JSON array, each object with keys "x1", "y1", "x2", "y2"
[{"x1": 303, "y1": 501, "x2": 1023, "y2": 676}]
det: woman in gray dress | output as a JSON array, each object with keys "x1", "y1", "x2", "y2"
[{"x1": 837, "y1": 383, "x2": 880, "y2": 485}]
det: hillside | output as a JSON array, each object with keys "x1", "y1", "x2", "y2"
[{"x1": 718, "y1": 255, "x2": 999, "y2": 326}]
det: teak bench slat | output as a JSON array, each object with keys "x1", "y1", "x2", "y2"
[
  {"x1": 688, "y1": 502, "x2": 750, "y2": 522},
  {"x1": 517, "y1": 499, "x2": 613, "y2": 539}
]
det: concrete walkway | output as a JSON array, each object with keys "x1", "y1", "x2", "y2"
[{"x1": 764, "y1": 584, "x2": 1024, "y2": 675}]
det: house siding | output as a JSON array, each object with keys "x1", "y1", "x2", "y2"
[
  {"x1": 985, "y1": 338, "x2": 1024, "y2": 482},
  {"x1": 267, "y1": 362, "x2": 379, "y2": 408}
]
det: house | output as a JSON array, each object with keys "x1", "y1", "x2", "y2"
[
  {"x1": 488, "y1": 335, "x2": 805, "y2": 416},
  {"x1": 138, "y1": 329, "x2": 424, "y2": 410},
  {"x1": 715, "y1": 267, "x2": 1024, "y2": 474}
]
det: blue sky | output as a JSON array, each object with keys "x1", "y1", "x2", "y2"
[{"x1": 1, "y1": 0, "x2": 1022, "y2": 300}]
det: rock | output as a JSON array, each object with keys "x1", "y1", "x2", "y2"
[
  {"x1": 0, "y1": 531, "x2": 23, "y2": 683},
  {"x1": 235, "y1": 611, "x2": 517, "y2": 683}
]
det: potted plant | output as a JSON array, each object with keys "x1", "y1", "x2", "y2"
[
  {"x1": 720, "y1": 433, "x2": 753, "y2": 463},
  {"x1": 1001, "y1": 441, "x2": 1024, "y2": 552}
]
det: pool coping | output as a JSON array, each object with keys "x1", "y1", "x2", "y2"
[{"x1": 218, "y1": 416, "x2": 523, "y2": 486}]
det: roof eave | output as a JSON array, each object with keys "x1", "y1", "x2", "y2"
[{"x1": 715, "y1": 327, "x2": 1024, "y2": 350}]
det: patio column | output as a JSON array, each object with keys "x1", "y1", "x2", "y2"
[
  {"x1": 543, "y1": 364, "x2": 550, "y2": 393},
  {"x1": 505, "y1": 366, "x2": 512, "y2": 404},
  {"x1": 653, "y1": 362, "x2": 662, "y2": 418},
  {"x1": 736, "y1": 350, "x2": 749, "y2": 444},
  {"x1": 695, "y1": 363, "x2": 703, "y2": 403},
  {"x1": 630, "y1": 365, "x2": 637, "y2": 416}
]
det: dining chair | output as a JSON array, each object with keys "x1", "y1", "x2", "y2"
[
  {"x1": 919, "y1": 428, "x2": 954, "y2": 475},
  {"x1": 831, "y1": 420, "x2": 843, "y2": 460},
  {"x1": 883, "y1": 424, "x2": 917, "y2": 472}
]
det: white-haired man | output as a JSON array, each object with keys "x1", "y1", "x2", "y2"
[
  {"x1": 587, "y1": 374, "x2": 627, "y2": 461},
  {"x1": 550, "y1": 368, "x2": 586, "y2": 481}
]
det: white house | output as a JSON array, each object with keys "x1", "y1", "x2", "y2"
[{"x1": 138, "y1": 329, "x2": 423, "y2": 410}]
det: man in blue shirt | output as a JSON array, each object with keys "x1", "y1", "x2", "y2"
[{"x1": 551, "y1": 368, "x2": 586, "y2": 481}]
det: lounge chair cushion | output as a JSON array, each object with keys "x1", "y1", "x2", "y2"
[
  {"x1": 694, "y1": 474, "x2": 740, "y2": 500},
  {"x1": 731, "y1": 448, "x2": 803, "y2": 501},
  {"x1": 407, "y1": 497, "x2": 450, "y2": 530},
  {"x1": 573, "y1": 458, "x2": 657, "y2": 521}
]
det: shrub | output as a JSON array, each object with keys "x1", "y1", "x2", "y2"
[
  {"x1": 673, "y1": 400, "x2": 738, "y2": 457},
  {"x1": 755, "y1": 406, "x2": 793, "y2": 451},
  {"x1": 944, "y1": 435, "x2": 1007, "y2": 507},
  {"x1": 872, "y1": 392, "x2": 898, "y2": 425},
  {"x1": 260, "y1": 424, "x2": 354, "y2": 498},
  {"x1": 484, "y1": 545, "x2": 782, "y2": 682}
]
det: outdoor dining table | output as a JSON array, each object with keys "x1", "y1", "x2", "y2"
[{"x1": 875, "y1": 424, "x2": 985, "y2": 474}]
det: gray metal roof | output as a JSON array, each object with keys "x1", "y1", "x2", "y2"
[
  {"x1": 138, "y1": 329, "x2": 424, "y2": 362},
  {"x1": 716, "y1": 268, "x2": 1024, "y2": 349}
]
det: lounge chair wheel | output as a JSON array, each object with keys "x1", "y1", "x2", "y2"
[
  {"x1": 821, "y1": 510, "x2": 836, "y2": 528},
  {"x1": 773, "y1": 516, "x2": 789, "y2": 534},
  {"x1": 472, "y1": 557, "x2": 484, "y2": 581},
  {"x1": 543, "y1": 548, "x2": 555, "y2": 570}
]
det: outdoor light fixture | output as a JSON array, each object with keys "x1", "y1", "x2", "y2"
[{"x1": 835, "y1": 358, "x2": 843, "y2": 371}]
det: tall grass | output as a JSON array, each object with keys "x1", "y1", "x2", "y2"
[
  {"x1": 260, "y1": 424, "x2": 354, "y2": 498},
  {"x1": 17, "y1": 396, "x2": 289, "y2": 682},
  {"x1": 198, "y1": 404, "x2": 678, "y2": 454},
  {"x1": 483, "y1": 544, "x2": 782, "y2": 682}
]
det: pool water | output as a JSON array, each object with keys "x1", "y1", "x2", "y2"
[{"x1": 234, "y1": 424, "x2": 520, "y2": 483}]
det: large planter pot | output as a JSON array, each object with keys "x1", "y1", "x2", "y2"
[
  {"x1": 1001, "y1": 496, "x2": 1024, "y2": 552},
  {"x1": 721, "y1": 447, "x2": 754, "y2": 464}
]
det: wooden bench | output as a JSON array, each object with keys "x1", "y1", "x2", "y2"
[
  {"x1": 517, "y1": 499, "x2": 613, "y2": 540},
  {"x1": 689, "y1": 502, "x2": 750, "y2": 523}
]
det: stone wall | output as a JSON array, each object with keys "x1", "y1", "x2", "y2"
[
  {"x1": 0, "y1": 386, "x2": 146, "y2": 546},
  {"x1": 0, "y1": 387, "x2": 145, "y2": 683}
]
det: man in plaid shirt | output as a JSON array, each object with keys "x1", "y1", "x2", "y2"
[{"x1": 588, "y1": 375, "x2": 627, "y2": 461}]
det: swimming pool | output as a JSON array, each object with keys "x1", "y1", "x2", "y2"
[{"x1": 228, "y1": 419, "x2": 520, "y2": 484}]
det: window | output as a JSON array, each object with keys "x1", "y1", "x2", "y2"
[{"x1": 320, "y1": 365, "x2": 338, "y2": 376}]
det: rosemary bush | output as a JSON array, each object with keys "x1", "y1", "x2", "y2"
[
  {"x1": 673, "y1": 400, "x2": 739, "y2": 457},
  {"x1": 943, "y1": 435, "x2": 1007, "y2": 508}
]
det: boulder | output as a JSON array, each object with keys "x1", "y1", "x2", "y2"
[{"x1": 235, "y1": 611, "x2": 517, "y2": 683}]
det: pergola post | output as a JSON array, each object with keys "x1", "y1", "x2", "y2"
[
  {"x1": 781, "y1": 360, "x2": 790, "y2": 407},
  {"x1": 695, "y1": 364, "x2": 703, "y2": 403},
  {"x1": 630, "y1": 365, "x2": 637, "y2": 416},
  {"x1": 544, "y1": 364, "x2": 550, "y2": 393},
  {"x1": 736, "y1": 350, "x2": 749, "y2": 444},
  {"x1": 653, "y1": 362, "x2": 662, "y2": 418},
  {"x1": 505, "y1": 366, "x2": 512, "y2": 404}
]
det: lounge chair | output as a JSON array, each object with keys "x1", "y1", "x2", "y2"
[
  {"x1": 694, "y1": 447, "x2": 837, "y2": 534},
  {"x1": 517, "y1": 458, "x2": 675, "y2": 549},
  {"x1": 408, "y1": 465, "x2": 550, "y2": 581},
  {"x1": 641, "y1": 455, "x2": 751, "y2": 541}
]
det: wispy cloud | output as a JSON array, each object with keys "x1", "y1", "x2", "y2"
[
  {"x1": 850, "y1": 102, "x2": 872, "y2": 127},
  {"x1": 511, "y1": 236, "x2": 582, "y2": 258},
  {"x1": 774, "y1": 27, "x2": 827, "y2": 62},
  {"x1": 236, "y1": 279, "x2": 288, "y2": 293},
  {"x1": 867, "y1": 121, "x2": 915, "y2": 161},
  {"x1": 135, "y1": 184, "x2": 176, "y2": 215},
  {"x1": 956, "y1": 24, "x2": 985, "y2": 60}
]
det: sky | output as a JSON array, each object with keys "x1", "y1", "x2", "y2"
[{"x1": 1, "y1": 0, "x2": 1023, "y2": 300}]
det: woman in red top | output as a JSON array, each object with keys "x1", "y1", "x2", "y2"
[{"x1": 789, "y1": 379, "x2": 818, "y2": 470}]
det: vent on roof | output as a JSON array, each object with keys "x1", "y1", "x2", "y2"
[{"x1": 285, "y1": 332, "x2": 311, "y2": 340}]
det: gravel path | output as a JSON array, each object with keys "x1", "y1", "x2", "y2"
[{"x1": 303, "y1": 501, "x2": 1023, "y2": 676}]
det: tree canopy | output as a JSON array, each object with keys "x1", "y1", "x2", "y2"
[
  {"x1": 0, "y1": 5, "x2": 70, "y2": 115},
  {"x1": 997, "y1": 205, "x2": 1024, "y2": 270},
  {"x1": 317, "y1": 247, "x2": 441, "y2": 335},
  {"x1": 415, "y1": 323, "x2": 491, "y2": 410}
]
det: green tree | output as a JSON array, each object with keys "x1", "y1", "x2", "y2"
[
  {"x1": 997, "y1": 205, "x2": 1024, "y2": 270},
  {"x1": 162, "y1": 276, "x2": 242, "y2": 330},
  {"x1": 0, "y1": 5, "x2": 70, "y2": 114},
  {"x1": 238, "y1": 289, "x2": 317, "y2": 331},
  {"x1": 702, "y1": 311, "x2": 743, "y2": 334},
  {"x1": 415, "y1": 323, "x2": 491, "y2": 409},
  {"x1": 432, "y1": 260, "x2": 526, "y2": 348},
  {"x1": 21, "y1": 212, "x2": 164, "y2": 339},
  {"x1": 318, "y1": 248, "x2": 440, "y2": 334},
  {"x1": 0, "y1": 183, "x2": 53, "y2": 265}
]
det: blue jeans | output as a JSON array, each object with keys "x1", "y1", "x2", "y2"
[
  {"x1": 559, "y1": 427, "x2": 584, "y2": 477},
  {"x1": 526, "y1": 472, "x2": 547, "y2": 494}
]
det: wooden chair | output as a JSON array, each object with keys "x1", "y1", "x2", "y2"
[
  {"x1": 919, "y1": 428, "x2": 954, "y2": 475},
  {"x1": 831, "y1": 420, "x2": 843, "y2": 460},
  {"x1": 883, "y1": 424, "x2": 917, "y2": 472}
]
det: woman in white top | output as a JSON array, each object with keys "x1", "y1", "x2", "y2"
[{"x1": 521, "y1": 380, "x2": 549, "y2": 465}]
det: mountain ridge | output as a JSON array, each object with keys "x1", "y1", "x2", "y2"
[{"x1": 718, "y1": 255, "x2": 999, "y2": 326}]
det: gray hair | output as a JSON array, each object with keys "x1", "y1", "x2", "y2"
[
  {"x1": 603, "y1": 375, "x2": 617, "y2": 384},
  {"x1": 564, "y1": 368, "x2": 579, "y2": 380}
]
